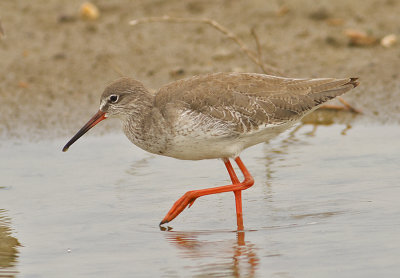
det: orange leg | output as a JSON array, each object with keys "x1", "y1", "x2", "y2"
[
  {"x1": 159, "y1": 156, "x2": 254, "y2": 229},
  {"x1": 224, "y1": 159, "x2": 244, "y2": 230}
]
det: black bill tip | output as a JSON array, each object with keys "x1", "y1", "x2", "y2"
[{"x1": 61, "y1": 110, "x2": 107, "y2": 153}]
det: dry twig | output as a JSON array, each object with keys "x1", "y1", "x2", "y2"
[
  {"x1": 129, "y1": 15, "x2": 283, "y2": 76},
  {"x1": 250, "y1": 27, "x2": 263, "y2": 69},
  {"x1": 0, "y1": 17, "x2": 5, "y2": 39},
  {"x1": 337, "y1": 96, "x2": 362, "y2": 113}
]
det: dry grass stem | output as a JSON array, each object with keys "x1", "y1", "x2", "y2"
[
  {"x1": 337, "y1": 96, "x2": 362, "y2": 113},
  {"x1": 0, "y1": 17, "x2": 5, "y2": 39},
  {"x1": 250, "y1": 27, "x2": 263, "y2": 70},
  {"x1": 129, "y1": 15, "x2": 283, "y2": 76}
]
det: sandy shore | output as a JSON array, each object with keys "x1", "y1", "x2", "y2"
[{"x1": 0, "y1": 0, "x2": 399, "y2": 139}]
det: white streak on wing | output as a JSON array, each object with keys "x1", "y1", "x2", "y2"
[{"x1": 176, "y1": 109, "x2": 232, "y2": 138}]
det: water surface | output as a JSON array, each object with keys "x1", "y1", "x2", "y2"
[{"x1": 1, "y1": 123, "x2": 399, "y2": 277}]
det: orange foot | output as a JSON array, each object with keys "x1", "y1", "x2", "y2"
[{"x1": 160, "y1": 191, "x2": 198, "y2": 225}]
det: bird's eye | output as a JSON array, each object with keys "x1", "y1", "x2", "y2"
[{"x1": 109, "y1": 95, "x2": 119, "y2": 103}]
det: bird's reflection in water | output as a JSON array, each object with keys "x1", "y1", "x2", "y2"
[
  {"x1": 261, "y1": 109, "x2": 357, "y2": 184},
  {"x1": 300, "y1": 109, "x2": 356, "y2": 136},
  {"x1": 161, "y1": 227, "x2": 259, "y2": 277},
  {"x1": 0, "y1": 209, "x2": 20, "y2": 278}
]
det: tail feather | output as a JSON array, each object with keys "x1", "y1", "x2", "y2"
[
  {"x1": 346, "y1": 77, "x2": 359, "y2": 88},
  {"x1": 267, "y1": 77, "x2": 360, "y2": 123},
  {"x1": 309, "y1": 77, "x2": 359, "y2": 105}
]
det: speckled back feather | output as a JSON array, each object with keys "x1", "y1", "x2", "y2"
[{"x1": 155, "y1": 73, "x2": 358, "y2": 133}]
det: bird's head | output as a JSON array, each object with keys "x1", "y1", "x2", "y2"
[
  {"x1": 99, "y1": 77, "x2": 149, "y2": 118},
  {"x1": 62, "y1": 77, "x2": 149, "y2": 152}
]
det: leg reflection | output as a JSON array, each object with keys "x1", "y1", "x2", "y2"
[{"x1": 163, "y1": 229, "x2": 259, "y2": 277}]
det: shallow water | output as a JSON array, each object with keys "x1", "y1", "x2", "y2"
[{"x1": 1, "y1": 123, "x2": 400, "y2": 277}]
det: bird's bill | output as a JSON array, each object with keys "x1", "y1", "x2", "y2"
[{"x1": 62, "y1": 110, "x2": 107, "y2": 152}]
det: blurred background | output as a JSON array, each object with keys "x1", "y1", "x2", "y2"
[
  {"x1": 1, "y1": 0, "x2": 399, "y2": 138},
  {"x1": 1, "y1": 1, "x2": 399, "y2": 277}
]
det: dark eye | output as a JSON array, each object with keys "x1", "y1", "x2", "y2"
[{"x1": 109, "y1": 94, "x2": 119, "y2": 103}]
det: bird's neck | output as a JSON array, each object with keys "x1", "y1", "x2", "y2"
[{"x1": 121, "y1": 92, "x2": 158, "y2": 149}]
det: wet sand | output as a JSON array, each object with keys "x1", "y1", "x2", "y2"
[
  {"x1": 0, "y1": 0, "x2": 399, "y2": 139},
  {"x1": 1, "y1": 0, "x2": 400, "y2": 277}
]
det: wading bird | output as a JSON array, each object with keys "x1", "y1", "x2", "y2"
[{"x1": 63, "y1": 73, "x2": 359, "y2": 230}]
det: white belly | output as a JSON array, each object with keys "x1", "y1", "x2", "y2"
[{"x1": 163, "y1": 120, "x2": 297, "y2": 160}]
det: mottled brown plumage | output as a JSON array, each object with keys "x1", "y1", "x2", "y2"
[{"x1": 155, "y1": 73, "x2": 358, "y2": 132}]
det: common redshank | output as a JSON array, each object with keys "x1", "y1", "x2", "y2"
[{"x1": 63, "y1": 72, "x2": 359, "y2": 229}]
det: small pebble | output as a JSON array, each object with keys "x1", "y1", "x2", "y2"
[
  {"x1": 381, "y1": 34, "x2": 397, "y2": 48},
  {"x1": 344, "y1": 29, "x2": 378, "y2": 46},
  {"x1": 80, "y1": 2, "x2": 100, "y2": 20}
]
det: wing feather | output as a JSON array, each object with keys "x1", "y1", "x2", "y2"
[{"x1": 154, "y1": 73, "x2": 358, "y2": 133}]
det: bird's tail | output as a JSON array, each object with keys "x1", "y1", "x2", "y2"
[{"x1": 309, "y1": 77, "x2": 359, "y2": 105}]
